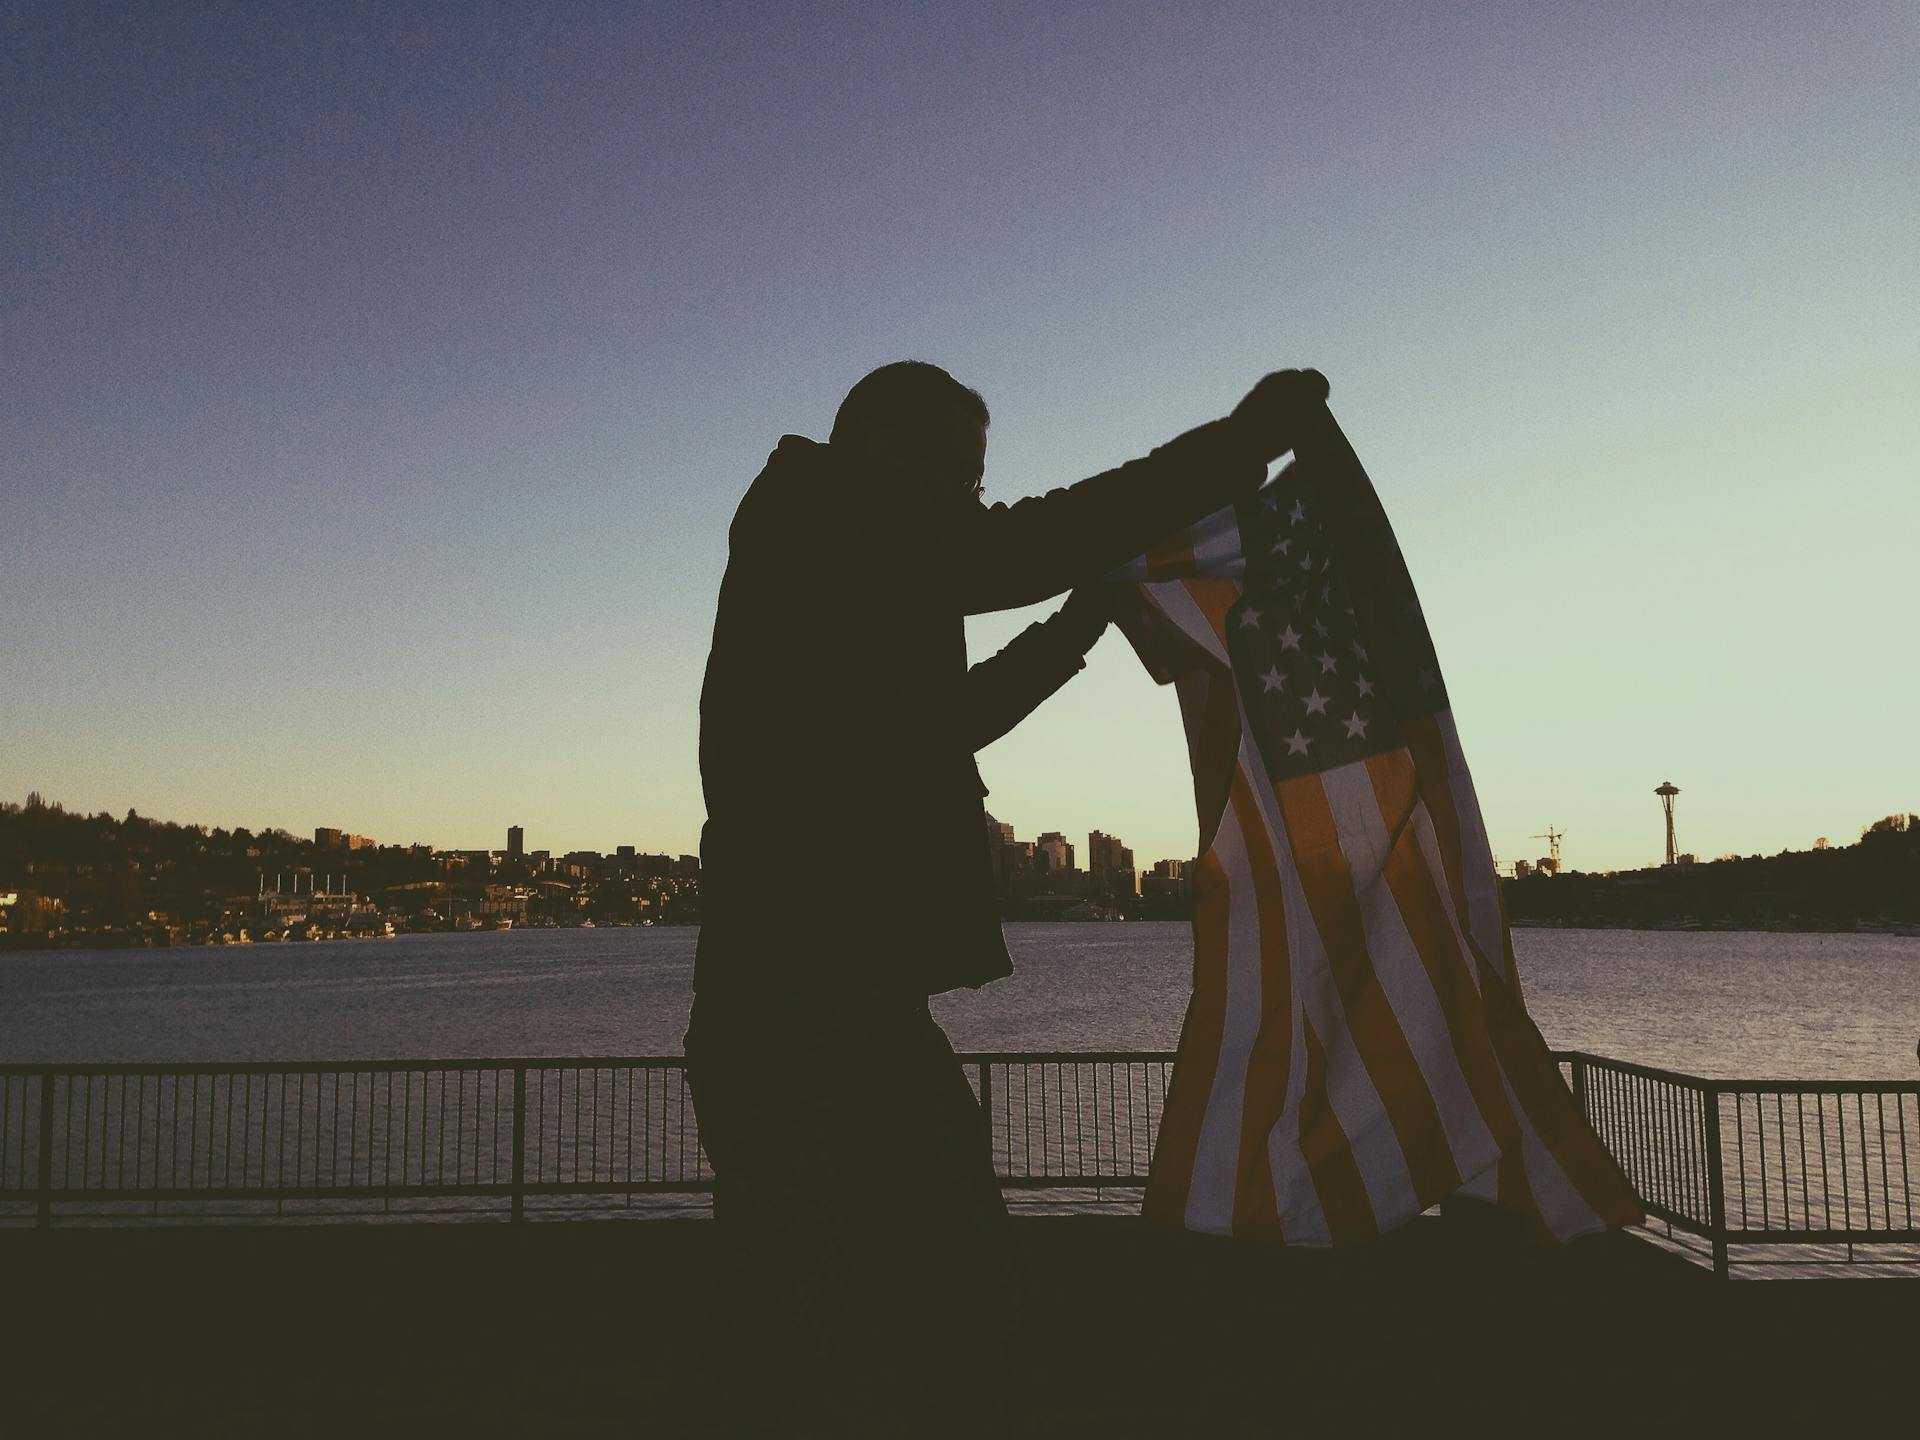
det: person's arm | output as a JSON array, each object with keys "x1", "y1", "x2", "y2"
[
  {"x1": 940, "y1": 370, "x2": 1330, "y2": 616},
  {"x1": 963, "y1": 588, "x2": 1110, "y2": 751}
]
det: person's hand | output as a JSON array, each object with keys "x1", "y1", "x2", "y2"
[
  {"x1": 1230, "y1": 368, "x2": 1330, "y2": 461},
  {"x1": 1058, "y1": 584, "x2": 1114, "y2": 646}
]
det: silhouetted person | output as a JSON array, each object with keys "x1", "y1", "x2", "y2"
[{"x1": 686, "y1": 362, "x2": 1328, "y2": 1253}]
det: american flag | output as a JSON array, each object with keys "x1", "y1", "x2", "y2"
[{"x1": 1111, "y1": 410, "x2": 1641, "y2": 1243}]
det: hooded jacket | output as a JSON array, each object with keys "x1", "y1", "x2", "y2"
[{"x1": 694, "y1": 416, "x2": 1268, "y2": 1000}]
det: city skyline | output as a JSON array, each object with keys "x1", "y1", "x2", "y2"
[
  {"x1": 14, "y1": 787, "x2": 1902, "y2": 883},
  {"x1": 5, "y1": 6, "x2": 1914, "y2": 874}
]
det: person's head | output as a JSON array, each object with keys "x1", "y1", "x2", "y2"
[{"x1": 829, "y1": 361, "x2": 989, "y2": 498}]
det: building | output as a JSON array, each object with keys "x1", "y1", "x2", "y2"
[
  {"x1": 1142, "y1": 858, "x2": 1193, "y2": 904},
  {"x1": 314, "y1": 827, "x2": 344, "y2": 848},
  {"x1": 1086, "y1": 830, "x2": 1120, "y2": 875},
  {"x1": 506, "y1": 825, "x2": 524, "y2": 859},
  {"x1": 480, "y1": 884, "x2": 530, "y2": 925},
  {"x1": 1035, "y1": 832, "x2": 1074, "y2": 874},
  {"x1": 1087, "y1": 831, "x2": 1135, "y2": 889}
]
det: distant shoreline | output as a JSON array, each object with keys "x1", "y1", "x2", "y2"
[
  {"x1": 1507, "y1": 917, "x2": 1920, "y2": 938},
  {"x1": 8, "y1": 917, "x2": 1920, "y2": 959}
]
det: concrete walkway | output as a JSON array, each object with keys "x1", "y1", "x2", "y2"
[{"x1": 2, "y1": 1216, "x2": 1910, "y2": 1435}]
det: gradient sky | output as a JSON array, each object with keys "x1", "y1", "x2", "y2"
[{"x1": 5, "y1": 2, "x2": 1915, "y2": 874}]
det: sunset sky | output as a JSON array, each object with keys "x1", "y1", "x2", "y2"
[{"x1": 6, "y1": 2, "x2": 1915, "y2": 874}]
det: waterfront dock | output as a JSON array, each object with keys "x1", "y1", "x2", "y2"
[{"x1": 4, "y1": 1215, "x2": 1913, "y2": 1435}]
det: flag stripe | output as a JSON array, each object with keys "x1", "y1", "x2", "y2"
[
  {"x1": 1246, "y1": 763, "x2": 1410, "y2": 1231},
  {"x1": 1142, "y1": 531, "x2": 1195, "y2": 582},
  {"x1": 1140, "y1": 580, "x2": 1230, "y2": 667},
  {"x1": 1322, "y1": 760, "x2": 1501, "y2": 1179},
  {"x1": 1227, "y1": 769, "x2": 1292, "y2": 1237},
  {"x1": 1434, "y1": 712, "x2": 1518, "y2": 993},
  {"x1": 1363, "y1": 749, "x2": 1538, "y2": 1217},
  {"x1": 1142, "y1": 848, "x2": 1230, "y2": 1226},
  {"x1": 1479, "y1": 974, "x2": 1636, "y2": 1233},
  {"x1": 1184, "y1": 792, "x2": 1267, "y2": 1231},
  {"x1": 1266, "y1": 981, "x2": 1333, "y2": 1243},
  {"x1": 1273, "y1": 772, "x2": 1463, "y2": 1207},
  {"x1": 1299, "y1": 1016, "x2": 1376, "y2": 1244}
]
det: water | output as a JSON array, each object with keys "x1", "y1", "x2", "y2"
[{"x1": 3, "y1": 924, "x2": 1916, "y2": 1078}]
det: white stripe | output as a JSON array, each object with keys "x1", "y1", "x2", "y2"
[
  {"x1": 1103, "y1": 503, "x2": 1240, "y2": 582},
  {"x1": 1140, "y1": 581, "x2": 1233, "y2": 667},
  {"x1": 1268, "y1": 957, "x2": 1333, "y2": 1244},
  {"x1": 1494, "y1": 1065, "x2": 1605, "y2": 1239},
  {"x1": 1181, "y1": 796, "x2": 1265, "y2": 1235},
  {"x1": 1405, "y1": 802, "x2": 1501, "y2": 1202},
  {"x1": 1189, "y1": 508, "x2": 1244, "y2": 576},
  {"x1": 1319, "y1": 761, "x2": 1502, "y2": 1187}
]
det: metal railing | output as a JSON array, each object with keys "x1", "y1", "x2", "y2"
[
  {"x1": 0, "y1": 1060, "x2": 708, "y2": 1223},
  {"x1": 972, "y1": 1051, "x2": 1174, "y2": 1189},
  {"x1": 5, "y1": 1052, "x2": 1916, "y2": 1276},
  {"x1": 1561, "y1": 1052, "x2": 1920, "y2": 1276}
]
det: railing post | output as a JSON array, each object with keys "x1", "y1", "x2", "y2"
[
  {"x1": 35, "y1": 1074, "x2": 56, "y2": 1230},
  {"x1": 510, "y1": 1065, "x2": 527, "y2": 1224},
  {"x1": 1569, "y1": 1055, "x2": 1588, "y2": 1117},
  {"x1": 1702, "y1": 1082, "x2": 1728, "y2": 1279},
  {"x1": 977, "y1": 1061, "x2": 994, "y2": 1172}
]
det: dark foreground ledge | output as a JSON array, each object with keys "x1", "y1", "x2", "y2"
[{"x1": 2, "y1": 1216, "x2": 1912, "y2": 1437}]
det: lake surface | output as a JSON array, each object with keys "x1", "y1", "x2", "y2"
[{"x1": 2, "y1": 924, "x2": 1917, "y2": 1078}]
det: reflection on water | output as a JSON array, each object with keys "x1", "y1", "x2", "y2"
[{"x1": 1, "y1": 924, "x2": 1915, "y2": 1077}]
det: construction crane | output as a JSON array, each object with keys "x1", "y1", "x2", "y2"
[{"x1": 1530, "y1": 826, "x2": 1564, "y2": 873}]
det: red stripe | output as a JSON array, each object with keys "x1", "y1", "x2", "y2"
[
  {"x1": 1142, "y1": 530, "x2": 1196, "y2": 582},
  {"x1": 1184, "y1": 578, "x2": 1239, "y2": 652},
  {"x1": 1299, "y1": 1016, "x2": 1376, "y2": 1243}
]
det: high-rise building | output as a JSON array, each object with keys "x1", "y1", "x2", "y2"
[
  {"x1": 1035, "y1": 832, "x2": 1074, "y2": 873},
  {"x1": 314, "y1": 827, "x2": 344, "y2": 849},
  {"x1": 1086, "y1": 830, "x2": 1120, "y2": 876},
  {"x1": 506, "y1": 825, "x2": 524, "y2": 858},
  {"x1": 1087, "y1": 832, "x2": 1135, "y2": 893}
]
